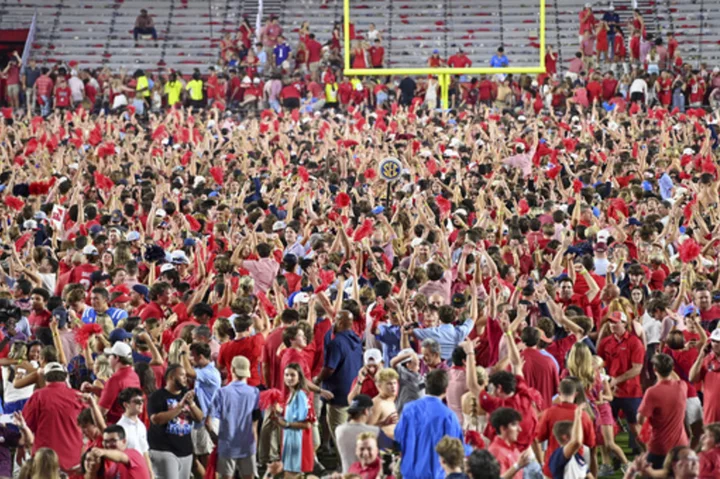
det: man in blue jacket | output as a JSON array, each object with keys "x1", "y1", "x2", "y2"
[
  {"x1": 395, "y1": 369, "x2": 470, "y2": 479},
  {"x1": 316, "y1": 310, "x2": 363, "y2": 443}
]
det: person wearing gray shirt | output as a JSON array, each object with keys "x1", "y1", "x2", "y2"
[
  {"x1": 335, "y1": 395, "x2": 380, "y2": 473},
  {"x1": 391, "y1": 348, "x2": 426, "y2": 413}
]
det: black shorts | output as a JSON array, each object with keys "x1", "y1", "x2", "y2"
[
  {"x1": 630, "y1": 92, "x2": 645, "y2": 103},
  {"x1": 283, "y1": 97, "x2": 300, "y2": 109}
]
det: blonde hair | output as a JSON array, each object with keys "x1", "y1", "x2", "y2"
[
  {"x1": 168, "y1": 339, "x2": 187, "y2": 365},
  {"x1": 435, "y1": 436, "x2": 465, "y2": 469},
  {"x1": 566, "y1": 342, "x2": 595, "y2": 391},
  {"x1": 476, "y1": 366, "x2": 488, "y2": 387},
  {"x1": 357, "y1": 431, "x2": 378, "y2": 442},
  {"x1": 18, "y1": 447, "x2": 60, "y2": 479},
  {"x1": 238, "y1": 276, "x2": 255, "y2": 296},
  {"x1": 607, "y1": 297, "x2": 634, "y2": 321},
  {"x1": 376, "y1": 368, "x2": 399, "y2": 383},
  {"x1": 94, "y1": 355, "x2": 112, "y2": 381},
  {"x1": 8, "y1": 342, "x2": 27, "y2": 361}
]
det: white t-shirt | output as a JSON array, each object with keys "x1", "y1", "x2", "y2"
[
  {"x1": 116, "y1": 415, "x2": 149, "y2": 454},
  {"x1": 2, "y1": 361, "x2": 38, "y2": 405},
  {"x1": 642, "y1": 312, "x2": 662, "y2": 345},
  {"x1": 68, "y1": 76, "x2": 85, "y2": 102}
]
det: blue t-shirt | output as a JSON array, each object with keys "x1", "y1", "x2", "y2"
[
  {"x1": 548, "y1": 446, "x2": 588, "y2": 479},
  {"x1": 274, "y1": 43, "x2": 291, "y2": 66},
  {"x1": 193, "y1": 363, "x2": 222, "y2": 429},
  {"x1": 81, "y1": 307, "x2": 128, "y2": 326},
  {"x1": 490, "y1": 54, "x2": 509, "y2": 68},
  {"x1": 322, "y1": 329, "x2": 363, "y2": 407}
]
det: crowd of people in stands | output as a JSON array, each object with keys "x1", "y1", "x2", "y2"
[{"x1": 0, "y1": 3, "x2": 720, "y2": 479}]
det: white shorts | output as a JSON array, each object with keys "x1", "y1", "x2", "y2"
[
  {"x1": 686, "y1": 396, "x2": 702, "y2": 425},
  {"x1": 192, "y1": 418, "x2": 219, "y2": 455}
]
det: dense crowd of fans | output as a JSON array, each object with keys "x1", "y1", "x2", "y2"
[{"x1": 0, "y1": 3, "x2": 720, "y2": 479}]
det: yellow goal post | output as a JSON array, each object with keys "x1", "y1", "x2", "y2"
[{"x1": 342, "y1": 0, "x2": 547, "y2": 109}]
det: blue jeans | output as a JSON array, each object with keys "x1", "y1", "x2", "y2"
[
  {"x1": 608, "y1": 35, "x2": 616, "y2": 60},
  {"x1": 134, "y1": 26, "x2": 157, "y2": 41},
  {"x1": 523, "y1": 459, "x2": 543, "y2": 479},
  {"x1": 39, "y1": 95, "x2": 51, "y2": 116}
]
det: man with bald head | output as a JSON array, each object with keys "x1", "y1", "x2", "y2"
[{"x1": 315, "y1": 310, "x2": 363, "y2": 442}]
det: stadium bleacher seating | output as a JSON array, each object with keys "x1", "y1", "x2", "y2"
[{"x1": 1, "y1": 0, "x2": 719, "y2": 72}]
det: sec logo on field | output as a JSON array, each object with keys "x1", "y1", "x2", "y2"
[{"x1": 379, "y1": 157, "x2": 402, "y2": 182}]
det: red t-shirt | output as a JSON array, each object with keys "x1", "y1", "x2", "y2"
[
  {"x1": 586, "y1": 81, "x2": 602, "y2": 104},
  {"x1": 311, "y1": 318, "x2": 333, "y2": 377},
  {"x1": 69, "y1": 263, "x2": 99, "y2": 290},
  {"x1": 306, "y1": 39, "x2": 323, "y2": 63},
  {"x1": 369, "y1": 46, "x2": 384, "y2": 67},
  {"x1": 597, "y1": 332, "x2": 645, "y2": 398},
  {"x1": 481, "y1": 376, "x2": 541, "y2": 451},
  {"x1": 55, "y1": 86, "x2": 71, "y2": 107},
  {"x1": 697, "y1": 353, "x2": 720, "y2": 424},
  {"x1": 35, "y1": 75, "x2": 54, "y2": 97},
  {"x1": 545, "y1": 335, "x2": 577, "y2": 371},
  {"x1": 280, "y1": 85, "x2": 301, "y2": 100},
  {"x1": 102, "y1": 448, "x2": 151, "y2": 479},
  {"x1": 217, "y1": 334, "x2": 265, "y2": 387},
  {"x1": 349, "y1": 375, "x2": 379, "y2": 399},
  {"x1": 28, "y1": 309, "x2": 52, "y2": 330},
  {"x1": 521, "y1": 348, "x2": 559, "y2": 410},
  {"x1": 488, "y1": 436, "x2": 522, "y2": 479},
  {"x1": 638, "y1": 379, "x2": 689, "y2": 455},
  {"x1": 279, "y1": 347, "x2": 314, "y2": 396},
  {"x1": 700, "y1": 447, "x2": 720, "y2": 479},
  {"x1": 98, "y1": 366, "x2": 141, "y2": 425},
  {"x1": 261, "y1": 327, "x2": 286, "y2": 389},
  {"x1": 602, "y1": 78, "x2": 618, "y2": 100},
  {"x1": 536, "y1": 402, "x2": 596, "y2": 477},
  {"x1": 699, "y1": 305, "x2": 720, "y2": 330},
  {"x1": 478, "y1": 80, "x2": 494, "y2": 101},
  {"x1": 139, "y1": 301, "x2": 166, "y2": 322},
  {"x1": 23, "y1": 382, "x2": 85, "y2": 472},
  {"x1": 447, "y1": 54, "x2": 471, "y2": 68},
  {"x1": 689, "y1": 78, "x2": 705, "y2": 103}
]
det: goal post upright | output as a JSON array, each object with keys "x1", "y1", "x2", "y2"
[{"x1": 343, "y1": 0, "x2": 546, "y2": 109}]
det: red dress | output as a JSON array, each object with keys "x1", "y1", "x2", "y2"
[
  {"x1": 331, "y1": 29, "x2": 341, "y2": 51},
  {"x1": 658, "y1": 77, "x2": 672, "y2": 106},
  {"x1": 614, "y1": 34, "x2": 626, "y2": 59},
  {"x1": 545, "y1": 52, "x2": 557, "y2": 75},
  {"x1": 239, "y1": 24, "x2": 252, "y2": 50},
  {"x1": 596, "y1": 25, "x2": 608, "y2": 53},
  {"x1": 630, "y1": 35, "x2": 640, "y2": 60},
  {"x1": 351, "y1": 48, "x2": 367, "y2": 68}
]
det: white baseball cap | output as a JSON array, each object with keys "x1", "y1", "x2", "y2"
[
  {"x1": 103, "y1": 341, "x2": 133, "y2": 359},
  {"x1": 160, "y1": 263, "x2": 176, "y2": 273},
  {"x1": 710, "y1": 329, "x2": 720, "y2": 342},
  {"x1": 364, "y1": 348, "x2": 383, "y2": 365}
]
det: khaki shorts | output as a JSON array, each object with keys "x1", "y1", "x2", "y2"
[
  {"x1": 217, "y1": 454, "x2": 257, "y2": 477},
  {"x1": 6, "y1": 84, "x2": 19, "y2": 97},
  {"x1": 192, "y1": 418, "x2": 218, "y2": 455}
]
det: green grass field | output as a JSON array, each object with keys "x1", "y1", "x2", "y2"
[{"x1": 606, "y1": 432, "x2": 632, "y2": 479}]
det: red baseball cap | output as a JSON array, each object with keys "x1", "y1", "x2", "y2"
[{"x1": 607, "y1": 311, "x2": 628, "y2": 323}]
